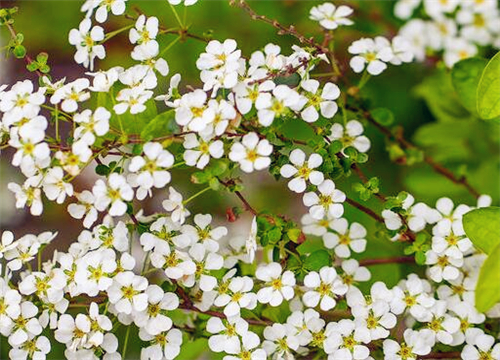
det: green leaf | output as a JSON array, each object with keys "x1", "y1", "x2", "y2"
[
  {"x1": 414, "y1": 70, "x2": 472, "y2": 123},
  {"x1": 477, "y1": 51, "x2": 500, "y2": 120},
  {"x1": 451, "y1": 57, "x2": 487, "y2": 115},
  {"x1": 287, "y1": 228, "x2": 302, "y2": 243},
  {"x1": 463, "y1": 207, "x2": 500, "y2": 254},
  {"x1": 475, "y1": 241, "x2": 500, "y2": 312},
  {"x1": 140, "y1": 109, "x2": 177, "y2": 141},
  {"x1": 303, "y1": 250, "x2": 330, "y2": 271},
  {"x1": 274, "y1": 73, "x2": 301, "y2": 87},
  {"x1": 12, "y1": 45, "x2": 26, "y2": 58},
  {"x1": 370, "y1": 108, "x2": 394, "y2": 126},
  {"x1": 262, "y1": 302, "x2": 291, "y2": 322},
  {"x1": 95, "y1": 164, "x2": 110, "y2": 176}
]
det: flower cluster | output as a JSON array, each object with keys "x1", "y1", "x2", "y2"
[
  {"x1": 1, "y1": 1, "x2": 499, "y2": 360},
  {"x1": 394, "y1": 0, "x2": 500, "y2": 67}
]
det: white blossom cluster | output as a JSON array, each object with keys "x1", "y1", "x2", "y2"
[
  {"x1": 1, "y1": 1, "x2": 500, "y2": 360},
  {"x1": 394, "y1": 0, "x2": 500, "y2": 67}
]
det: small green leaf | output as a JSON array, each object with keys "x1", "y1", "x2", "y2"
[
  {"x1": 13, "y1": 45, "x2": 26, "y2": 58},
  {"x1": 475, "y1": 241, "x2": 500, "y2": 312},
  {"x1": 463, "y1": 207, "x2": 500, "y2": 254},
  {"x1": 477, "y1": 51, "x2": 500, "y2": 120},
  {"x1": 140, "y1": 109, "x2": 177, "y2": 141},
  {"x1": 370, "y1": 108, "x2": 394, "y2": 126},
  {"x1": 274, "y1": 73, "x2": 301, "y2": 87},
  {"x1": 267, "y1": 227, "x2": 282, "y2": 244},
  {"x1": 287, "y1": 228, "x2": 302, "y2": 243},
  {"x1": 303, "y1": 250, "x2": 330, "y2": 271},
  {"x1": 95, "y1": 164, "x2": 110, "y2": 176},
  {"x1": 36, "y1": 52, "x2": 48, "y2": 63},
  {"x1": 451, "y1": 57, "x2": 487, "y2": 115}
]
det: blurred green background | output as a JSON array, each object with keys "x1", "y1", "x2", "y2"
[{"x1": 0, "y1": 0, "x2": 499, "y2": 358}]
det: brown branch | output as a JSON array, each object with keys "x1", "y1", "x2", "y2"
[
  {"x1": 218, "y1": 178, "x2": 258, "y2": 216},
  {"x1": 5, "y1": 23, "x2": 43, "y2": 77},
  {"x1": 231, "y1": 0, "x2": 330, "y2": 55},
  {"x1": 362, "y1": 110, "x2": 480, "y2": 199},
  {"x1": 345, "y1": 197, "x2": 384, "y2": 223}
]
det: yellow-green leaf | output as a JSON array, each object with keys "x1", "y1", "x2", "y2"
[
  {"x1": 463, "y1": 207, "x2": 500, "y2": 254},
  {"x1": 477, "y1": 51, "x2": 500, "y2": 120},
  {"x1": 475, "y1": 241, "x2": 500, "y2": 312}
]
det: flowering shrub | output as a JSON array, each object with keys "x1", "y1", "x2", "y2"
[{"x1": 1, "y1": 1, "x2": 500, "y2": 359}]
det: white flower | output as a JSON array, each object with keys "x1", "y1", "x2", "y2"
[
  {"x1": 197, "y1": 39, "x2": 241, "y2": 92},
  {"x1": 128, "y1": 142, "x2": 174, "y2": 200},
  {"x1": 249, "y1": 44, "x2": 286, "y2": 80},
  {"x1": 390, "y1": 274, "x2": 435, "y2": 321},
  {"x1": 184, "y1": 243, "x2": 224, "y2": 291},
  {"x1": 140, "y1": 328, "x2": 183, "y2": 360},
  {"x1": 340, "y1": 259, "x2": 371, "y2": 288},
  {"x1": 207, "y1": 316, "x2": 248, "y2": 353},
  {"x1": 162, "y1": 187, "x2": 190, "y2": 224},
  {"x1": 175, "y1": 89, "x2": 214, "y2": 132},
  {"x1": 233, "y1": 80, "x2": 275, "y2": 115},
  {"x1": 229, "y1": 132, "x2": 273, "y2": 173},
  {"x1": 280, "y1": 149, "x2": 324, "y2": 193},
  {"x1": 183, "y1": 133, "x2": 224, "y2": 169},
  {"x1": 214, "y1": 276, "x2": 256, "y2": 317},
  {"x1": 182, "y1": 213, "x2": 228, "y2": 252},
  {"x1": 300, "y1": 80, "x2": 340, "y2": 122},
  {"x1": 256, "y1": 262, "x2": 295, "y2": 306},
  {"x1": 443, "y1": 38, "x2": 478, "y2": 68},
  {"x1": 383, "y1": 329, "x2": 433, "y2": 359},
  {"x1": 68, "y1": 19, "x2": 105, "y2": 70},
  {"x1": 0, "y1": 80, "x2": 45, "y2": 120},
  {"x1": 202, "y1": 99, "x2": 236, "y2": 137},
  {"x1": 423, "y1": 0, "x2": 459, "y2": 19},
  {"x1": 8, "y1": 180, "x2": 44, "y2": 216},
  {"x1": 348, "y1": 37, "x2": 393, "y2": 75},
  {"x1": 67, "y1": 191, "x2": 98, "y2": 228},
  {"x1": 42, "y1": 167, "x2": 74, "y2": 204},
  {"x1": 329, "y1": 120, "x2": 371, "y2": 154},
  {"x1": 389, "y1": 36, "x2": 414, "y2": 65},
  {"x1": 129, "y1": 15, "x2": 159, "y2": 57},
  {"x1": 425, "y1": 248, "x2": 463, "y2": 283},
  {"x1": 168, "y1": 0, "x2": 198, "y2": 6},
  {"x1": 421, "y1": 300, "x2": 460, "y2": 345},
  {"x1": 262, "y1": 323, "x2": 299, "y2": 359},
  {"x1": 309, "y1": 3, "x2": 354, "y2": 30},
  {"x1": 9, "y1": 302, "x2": 42, "y2": 347},
  {"x1": 322, "y1": 218, "x2": 367, "y2": 258},
  {"x1": 50, "y1": 78, "x2": 90, "y2": 113},
  {"x1": 93, "y1": 0, "x2": 127, "y2": 23},
  {"x1": 113, "y1": 86, "x2": 153, "y2": 114},
  {"x1": 107, "y1": 271, "x2": 149, "y2": 314},
  {"x1": 133, "y1": 285, "x2": 178, "y2": 335},
  {"x1": 9, "y1": 335, "x2": 51, "y2": 360},
  {"x1": 461, "y1": 329, "x2": 500, "y2": 360},
  {"x1": 256, "y1": 85, "x2": 306, "y2": 126},
  {"x1": 140, "y1": 216, "x2": 191, "y2": 251},
  {"x1": 73, "y1": 107, "x2": 110, "y2": 145},
  {"x1": 303, "y1": 179, "x2": 346, "y2": 220},
  {"x1": 149, "y1": 242, "x2": 196, "y2": 279},
  {"x1": 224, "y1": 331, "x2": 266, "y2": 360},
  {"x1": 92, "y1": 173, "x2": 134, "y2": 216},
  {"x1": 394, "y1": 0, "x2": 421, "y2": 19},
  {"x1": 246, "y1": 216, "x2": 258, "y2": 263},
  {"x1": 87, "y1": 66, "x2": 123, "y2": 92},
  {"x1": 303, "y1": 266, "x2": 348, "y2": 311},
  {"x1": 75, "y1": 248, "x2": 117, "y2": 296},
  {"x1": 323, "y1": 319, "x2": 370, "y2": 358},
  {"x1": 86, "y1": 302, "x2": 112, "y2": 347},
  {"x1": 0, "y1": 231, "x2": 17, "y2": 260}
]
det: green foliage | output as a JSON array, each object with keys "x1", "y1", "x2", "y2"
[
  {"x1": 26, "y1": 52, "x2": 51, "y2": 73},
  {"x1": 370, "y1": 108, "x2": 394, "y2": 126},
  {"x1": 191, "y1": 160, "x2": 230, "y2": 190},
  {"x1": 462, "y1": 207, "x2": 500, "y2": 312},
  {"x1": 0, "y1": 7, "x2": 17, "y2": 25},
  {"x1": 414, "y1": 69, "x2": 472, "y2": 123},
  {"x1": 463, "y1": 207, "x2": 500, "y2": 255},
  {"x1": 404, "y1": 233, "x2": 429, "y2": 265},
  {"x1": 475, "y1": 242, "x2": 500, "y2": 312},
  {"x1": 477, "y1": 51, "x2": 500, "y2": 120},
  {"x1": 141, "y1": 109, "x2": 178, "y2": 141},
  {"x1": 352, "y1": 177, "x2": 379, "y2": 201},
  {"x1": 451, "y1": 57, "x2": 487, "y2": 115},
  {"x1": 303, "y1": 250, "x2": 330, "y2": 271}
]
